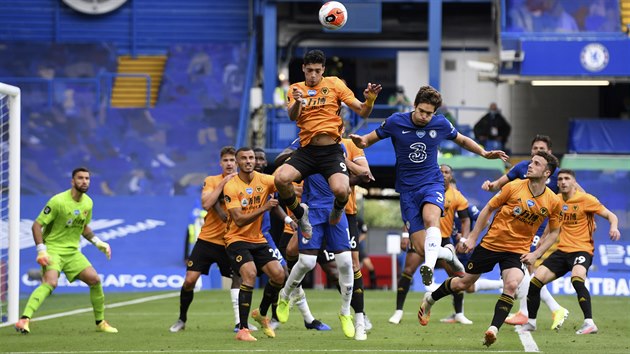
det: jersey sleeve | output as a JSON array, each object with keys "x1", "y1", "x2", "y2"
[
  {"x1": 584, "y1": 194, "x2": 605, "y2": 214},
  {"x1": 36, "y1": 197, "x2": 59, "y2": 226},
  {"x1": 262, "y1": 174, "x2": 277, "y2": 194},
  {"x1": 348, "y1": 140, "x2": 365, "y2": 161},
  {"x1": 455, "y1": 190, "x2": 469, "y2": 211},
  {"x1": 506, "y1": 161, "x2": 526, "y2": 181},
  {"x1": 223, "y1": 181, "x2": 242, "y2": 210},
  {"x1": 202, "y1": 176, "x2": 218, "y2": 193},
  {"x1": 444, "y1": 117, "x2": 458, "y2": 140},
  {"x1": 547, "y1": 194, "x2": 563, "y2": 230},
  {"x1": 336, "y1": 77, "x2": 357, "y2": 105},
  {"x1": 488, "y1": 181, "x2": 514, "y2": 209},
  {"x1": 375, "y1": 116, "x2": 394, "y2": 140}
]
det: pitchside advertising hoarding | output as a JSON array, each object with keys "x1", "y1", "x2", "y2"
[
  {"x1": 18, "y1": 196, "x2": 226, "y2": 294},
  {"x1": 15, "y1": 186, "x2": 629, "y2": 296}
]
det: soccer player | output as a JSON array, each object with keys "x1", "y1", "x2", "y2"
[
  {"x1": 389, "y1": 164, "x2": 472, "y2": 325},
  {"x1": 15, "y1": 167, "x2": 117, "y2": 334},
  {"x1": 170, "y1": 146, "x2": 254, "y2": 333},
  {"x1": 418, "y1": 151, "x2": 563, "y2": 347},
  {"x1": 224, "y1": 147, "x2": 286, "y2": 342},
  {"x1": 274, "y1": 49, "x2": 382, "y2": 240},
  {"x1": 482, "y1": 135, "x2": 569, "y2": 328},
  {"x1": 522, "y1": 169, "x2": 620, "y2": 334},
  {"x1": 350, "y1": 85, "x2": 508, "y2": 286}
]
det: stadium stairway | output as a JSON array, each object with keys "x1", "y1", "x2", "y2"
[
  {"x1": 622, "y1": 0, "x2": 630, "y2": 34},
  {"x1": 111, "y1": 55, "x2": 166, "y2": 107}
]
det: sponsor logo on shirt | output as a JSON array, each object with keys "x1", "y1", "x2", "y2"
[
  {"x1": 416, "y1": 130, "x2": 426, "y2": 138},
  {"x1": 307, "y1": 89, "x2": 317, "y2": 96},
  {"x1": 526, "y1": 200, "x2": 535, "y2": 207}
]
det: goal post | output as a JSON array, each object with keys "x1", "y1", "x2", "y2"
[{"x1": 0, "y1": 82, "x2": 20, "y2": 324}]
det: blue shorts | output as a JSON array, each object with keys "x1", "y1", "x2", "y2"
[
  {"x1": 400, "y1": 183, "x2": 445, "y2": 234},
  {"x1": 299, "y1": 208, "x2": 351, "y2": 253},
  {"x1": 263, "y1": 231, "x2": 286, "y2": 266}
]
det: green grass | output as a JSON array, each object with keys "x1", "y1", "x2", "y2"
[{"x1": 2, "y1": 289, "x2": 630, "y2": 353}]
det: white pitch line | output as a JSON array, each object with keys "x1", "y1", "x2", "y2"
[
  {"x1": 0, "y1": 291, "x2": 179, "y2": 328},
  {"x1": 4, "y1": 350, "x2": 532, "y2": 354},
  {"x1": 515, "y1": 325, "x2": 540, "y2": 352}
]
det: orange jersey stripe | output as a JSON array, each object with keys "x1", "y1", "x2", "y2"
[
  {"x1": 557, "y1": 191, "x2": 604, "y2": 255},
  {"x1": 288, "y1": 77, "x2": 356, "y2": 146},
  {"x1": 481, "y1": 179, "x2": 562, "y2": 254},
  {"x1": 197, "y1": 174, "x2": 228, "y2": 245},
  {"x1": 439, "y1": 186, "x2": 469, "y2": 238},
  {"x1": 223, "y1": 172, "x2": 277, "y2": 246}
]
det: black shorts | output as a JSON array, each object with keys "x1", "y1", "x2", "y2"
[
  {"x1": 187, "y1": 239, "x2": 233, "y2": 278},
  {"x1": 466, "y1": 245, "x2": 526, "y2": 275},
  {"x1": 226, "y1": 241, "x2": 278, "y2": 275},
  {"x1": 346, "y1": 214, "x2": 359, "y2": 252},
  {"x1": 541, "y1": 250, "x2": 592, "y2": 278},
  {"x1": 285, "y1": 143, "x2": 348, "y2": 181},
  {"x1": 278, "y1": 231, "x2": 294, "y2": 259}
]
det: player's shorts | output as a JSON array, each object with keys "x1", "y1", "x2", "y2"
[
  {"x1": 187, "y1": 239, "x2": 233, "y2": 278},
  {"x1": 400, "y1": 183, "x2": 446, "y2": 234},
  {"x1": 346, "y1": 213, "x2": 359, "y2": 252},
  {"x1": 278, "y1": 231, "x2": 294, "y2": 259},
  {"x1": 299, "y1": 208, "x2": 350, "y2": 253},
  {"x1": 285, "y1": 143, "x2": 348, "y2": 180},
  {"x1": 44, "y1": 250, "x2": 92, "y2": 282},
  {"x1": 358, "y1": 240, "x2": 367, "y2": 261},
  {"x1": 541, "y1": 250, "x2": 593, "y2": 278},
  {"x1": 466, "y1": 245, "x2": 526, "y2": 275},
  {"x1": 263, "y1": 231, "x2": 286, "y2": 266},
  {"x1": 226, "y1": 241, "x2": 278, "y2": 275}
]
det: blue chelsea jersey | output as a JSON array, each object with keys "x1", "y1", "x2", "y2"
[{"x1": 375, "y1": 112, "x2": 458, "y2": 193}]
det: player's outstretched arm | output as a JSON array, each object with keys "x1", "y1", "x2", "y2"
[
  {"x1": 482, "y1": 174, "x2": 510, "y2": 192},
  {"x1": 349, "y1": 131, "x2": 380, "y2": 149},
  {"x1": 453, "y1": 133, "x2": 509, "y2": 161},
  {"x1": 597, "y1": 207, "x2": 621, "y2": 241}
]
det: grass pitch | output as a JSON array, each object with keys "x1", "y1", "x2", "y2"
[{"x1": 2, "y1": 289, "x2": 629, "y2": 353}]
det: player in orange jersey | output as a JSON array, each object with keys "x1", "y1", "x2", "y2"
[
  {"x1": 274, "y1": 49, "x2": 382, "y2": 241},
  {"x1": 418, "y1": 151, "x2": 563, "y2": 348},
  {"x1": 521, "y1": 169, "x2": 620, "y2": 335},
  {"x1": 169, "y1": 146, "x2": 245, "y2": 333},
  {"x1": 224, "y1": 147, "x2": 286, "y2": 342}
]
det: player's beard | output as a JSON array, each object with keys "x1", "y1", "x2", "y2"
[{"x1": 75, "y1": 184, "x2": 89, "y2": 193}]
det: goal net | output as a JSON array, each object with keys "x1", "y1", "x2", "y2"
[{"x1": 0, "y1": 83, "x2": 20, "y2": 325}]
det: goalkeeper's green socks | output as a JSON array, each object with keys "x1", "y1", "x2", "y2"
[
  {"x1": 90, "y1": 283, "x2": 106, "y2": 322},
  {"x1": 22, "y1": 283, "x2": 54, "y2": 318}
]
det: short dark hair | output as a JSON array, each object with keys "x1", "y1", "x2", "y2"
[
  {"x1": 531, "y1": 135, "x2": 552, "y2": 149},
  {"x1": 558, "y1": 168, "x2": 576, "y2": 178},
  {"x1": 253, "y1": 147, "x2": 266, "y2": 154},
  {"x1": 414, "y1": 85, "x2": 442, "y2": 109},
  {"x1": 303, "y1": 50, "x2": 326, "y2": 66},
  {"x1": 220, "y1": 146, "x2": 236, "y2": 157},
  {"x1": 534, "y1": 151, "x2": 559, "y2": 174},
  {"x1": 72, "y1": 167, "x2": 90, "y2": 178},
  {"x1": 236, "y1": 146, "x2": 254, "y2": 157}
]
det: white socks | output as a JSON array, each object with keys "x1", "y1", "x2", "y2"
[
  {"x1": 424, "y1": 227, "x2": 441, "y2": 269},
  {"x1": 517, "y1": 269, "x2": 531, "y2": 315},
  {"x1": 282, "y1": 254, "x2": 318, "y2": 298},
  {"x1": 335, "y1": 251, "x2": 354, "y2": 316},
  {"x1": 541, "y1": 284, "x2": 561, "y2": 312},
  {"x1": 230, "y1": 288, "x2": 240, "y2": 324},
  {"x1": 293, "y1": 287, "x2": 315, "y2": 324},
  {"x1": 474, "y1": 279, "x2": 504, "y2": 292}
]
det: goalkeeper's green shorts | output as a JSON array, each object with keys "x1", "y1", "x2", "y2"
[{"x1": 43, "y1": 251, "x2": 93, "y2": 282}]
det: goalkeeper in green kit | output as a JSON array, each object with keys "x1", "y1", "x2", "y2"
[{"x1": 15, "y1": 167, "x2": 117, "y2": 334}]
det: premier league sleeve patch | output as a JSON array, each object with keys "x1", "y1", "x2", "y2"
[{"x1": 43, "y1": 206, "x2": 51, "y2": 214}]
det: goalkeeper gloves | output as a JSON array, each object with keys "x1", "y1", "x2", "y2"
[
  {"x1": 91, "y1": 236, "x2": 112, "y2": 260},
  {"x1": 36, "y1": 244, "x2": 50, "y2": 266}
]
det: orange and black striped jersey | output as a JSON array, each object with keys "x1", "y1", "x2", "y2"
[
  {"x1": 481, "y1": 179, "x2": 562, "y2": 254},
  {"x1": 288, "y1": 76, "x2": 356, "y2": 146},
  {"x1": 341, "y1": 138, "x2": 367, "y2": 215},
  {"x1": 223, "y1": 172, "x2": 277, "y2": 246},
  {"x1": 557, "y1": 191, "x2": 604, "y2": 255},
  {"x1": 439, "y1": 185, "x2": 469, "y2": 238},
  {"x1": 197, "y1": 174, "x2": 228, "y2": 246}
]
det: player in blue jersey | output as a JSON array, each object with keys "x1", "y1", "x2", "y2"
[
  {"x1": 350, "y1": 85, "x2": 508, "y2": 286},
  {"x1": 275, "y1": 140, "x2": 370, "y2": 340},
  {"x1": 481, "y1": 135, "x2": 569, "y2": 328}
]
